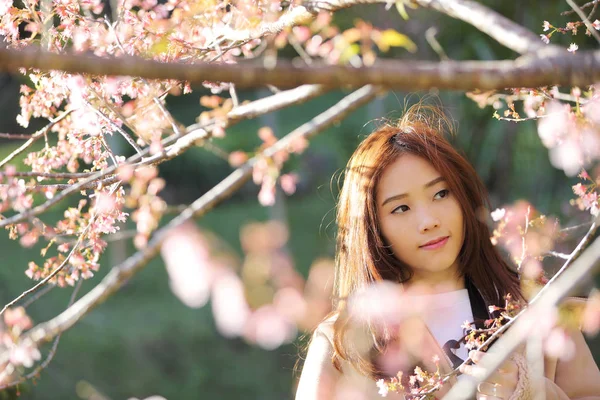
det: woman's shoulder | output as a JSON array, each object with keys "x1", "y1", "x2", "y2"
[{"x1": 313, "y1": 314, "x2": 339, "y2": 344}]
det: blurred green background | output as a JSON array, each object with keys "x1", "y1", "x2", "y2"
[{"x1": 0, "y1": 1, "x2": 599, "y2": 399}]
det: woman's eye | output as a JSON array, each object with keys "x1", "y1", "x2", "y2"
[
  {"x1": 434, "y1": 189, "x2": 450, "y2": 200},
  {"x1": 392, "y1": 205, "x2": 410, "y2": 214}
]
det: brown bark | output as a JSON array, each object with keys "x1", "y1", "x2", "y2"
[{"x1": 0, "y1": 46, "x2": 596, "y2": 91}]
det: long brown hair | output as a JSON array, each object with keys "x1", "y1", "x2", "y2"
[{"x1": 330, "y1": 103, "x2": 523, "y2": 377}]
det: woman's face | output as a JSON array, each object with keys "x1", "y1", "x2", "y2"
[{"x1": 376, "y1": 154, "x2": 465, "y2": 285}]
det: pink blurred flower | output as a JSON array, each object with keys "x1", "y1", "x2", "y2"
[
  {"x1": 244, "y1": 305, "x2": 297, "y2": 350},
  {"x1": 280, "y1": 173, "x2": 297, "y2": 195},
  {"x1": 537, "y1": 101, "x2": 571, "y2": 148},
  {"x1": 9, "y1": 342, "x2": 41, "y2": 368},
  {"x1": 490, "y1": 208, "x2": 506, "y2": 222},
  {"x1": 211, "y1": 271, "x2": 251, "y2": 338},
  {"x1": 4, "y1": 307, "x2": 32, "y2": 331},
  {"x1": 583, "y1": 293, "x2": 600, "y2": 336},
  {"x1": 544, "y1": 327, "x2": 576, "y2": 361},
  {"x1": 161, "y1": 222, "x2": 215, "y2": 308},
  {"x1": 258, "y1": 179, "x2": 276, "y2": 206},
  {"x1": 348, "y1": 281, "x2": 406, "y2": 327}
]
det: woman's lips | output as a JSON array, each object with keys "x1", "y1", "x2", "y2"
[{"x1": 419, "y1": 236, "x2": 449, "y2": 250}]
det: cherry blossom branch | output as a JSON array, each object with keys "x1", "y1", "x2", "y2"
[
  {"x1": 0, "y1": 224, "x2": 90, "y2": 317},
  {"x1": 0, "y1": 133, "x2": 34, "y2": 140},
  {"x1": 566, "y1": 0, "x2": 600, "y2": 44},
  {"x1": 20, "y1": 285, "x2": 55, "y2": 309},
  {"x1": 443, "y1": 218, "x2": 600, "y2": 400},
  {"x1": 0, "y1": 175, "x2": 120, "y2": 192},
  {"x1": 105, "y1": 20, "x2": 184, "y2": 138},
  {"x1": 0, "y1": 279, "x2": 83, "y2": 391},
  {"x1": 85, "y1": 100, "x2": 143, "y2": 154},
  {"x1": 3, "y1": 45, "x2": 600, "y2": 90},
  {"x1": 416, "y1": 219, "x2": 599, "y2": 400},
  {"x1": 562, "y1": 0, "x2": 599, "y2": 15},
  {"x1": 8, "y1": 171, "x2": 97, "y2": 179},
  {"x1": 410, "y1": 0, "x2": 555, "y2": 55},
  {"x1": 0, "y1": 109, "x2": 74, "y2": 169},
  {"x1": 208, "y1": 0, "x2": 549, "y2": 56},
  {"x1": 87, "y1": 85, "x2": 144, "y2": 146},
  {"x1": 4, "y1": 85, "x2": 381, "y2": 360},
  {"x1": 0, "y1": 84, "x2": 329, "y2": 229}
]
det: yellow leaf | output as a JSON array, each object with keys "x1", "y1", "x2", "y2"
[
  {"x1": 376, "y1": 29, "x2": 417, "y2": 53},
  {"x1": 339, "y1": 43, "x2": 361, "y2": 65},
  {"x1": 150, "y1": 37, "x2": 170, "y2": 56}
]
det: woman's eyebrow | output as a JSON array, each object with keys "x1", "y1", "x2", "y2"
[{"x1": 381, "y1": 176, "x2": 446, "y2": 207}]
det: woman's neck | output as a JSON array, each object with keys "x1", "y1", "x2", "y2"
[{"x1": 403, "y1": 272, "x2": 465, "y2": 296}]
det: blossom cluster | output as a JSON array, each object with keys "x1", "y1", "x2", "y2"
[
  {"x1": 375, "y1": 355, "x2": 445, "y2": 399},
  {"x1": 571, "y1": 170, "x2": 600, "y2": 216},
  {"x1": 1, "y1": 307, "x2": 40, "y2": 374},
  {"x1": 160, "y1": 220, "x2": 333, "y2": 349}
]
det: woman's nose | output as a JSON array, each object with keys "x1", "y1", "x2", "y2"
[{"x1": 418, "y1": 211, "x2": 440, "y2": 233}]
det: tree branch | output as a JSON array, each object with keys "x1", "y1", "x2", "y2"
[
  {"x1": 0, "y1": 109, "x2": 74, "y2": 169},
  {"x1": 1, "y1": 46, "x2": 597, "y2": 91},
  {"x1": 411, "y1": 0, "x2": 555, "y2": 55},
  {"x1": 0, "y1": 84, "x2": 330, "y2": 229},
  {"x1": 0, "y1": 278, "x2": 83, "y2": 391},
  {"x1": 566, "y1": 0, "x2": 600, "y2": 44},
  {"x1": 443, "y1": 218, "x2": 600, "y2": 399},
  {"x1": 5, "y1": 85, "x2": 381, "y2": 359}
]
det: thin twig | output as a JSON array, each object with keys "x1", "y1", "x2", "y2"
[
  {"x1": 8, "y1": 171, "x2": 98, "y2": 179},
  {"x1": 425, "y1": 27, "x2": 450, "y2": 61},
  {"x1": 545, "y1": 251, "x2": 571, "y2": 260},
  {"x1": 0, "y1": 133, "x2": 34, "y2": 140},
  {"x1": 20, "y1": 285, "x2": 55, "y2": 309},
  {"x1": 566, "y1": 0, "x2": 600, "y2": 44},
  {"x1": 560, "y1": 221, "x2": 593, "y2": 232},
  {"x1": 0, "y1": 278, "x2": 83, "y2": 391},
  {"x1": 0, "y1": 109, "x2": 74, "y2": 169},
  {"x1": 0, "y1": 226, "x2": 90, "y2": 317},
  {"x1": 85, "y1": 99, "x2": 143, "y2": 154},
  {"x1": 561, "y1": 0, "x2": 599, "y2": 15}
]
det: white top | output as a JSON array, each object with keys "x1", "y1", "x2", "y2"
[{"x1": 408, "y1": 289, "x2": 474, "y2": 365}]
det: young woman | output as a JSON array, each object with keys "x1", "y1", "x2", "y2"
[{"x1": 295, "y1": 105, "x2": 600, "y2": 399}]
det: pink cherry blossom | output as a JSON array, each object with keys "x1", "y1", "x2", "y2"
[
  {"x1": 211, "y1": 271, "x2": 251, "y2": 338},
  {"x1": 161, "y1": 222, "x2": 214, "y2": 308},
  {"x1": 567, "y1": 43, "x2": 579, "y2": 53}
]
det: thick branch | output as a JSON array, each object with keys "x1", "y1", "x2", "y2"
[
  {"x1": 412, "y1": 0, "x2": 554, "y2": 55},
  {"x1": 4, "y1": 85, "x2": 381, "y2": 354},
  {"x1": 0, "y1": 46, "x2": 596, "y2": 91},
  {"x1": 226, "y1": 0, "x2": 554, "y2": 56}
]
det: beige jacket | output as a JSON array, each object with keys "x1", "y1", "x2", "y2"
[{"x1": 295, "y1": 309, "x2": 600, "y2": 400}]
